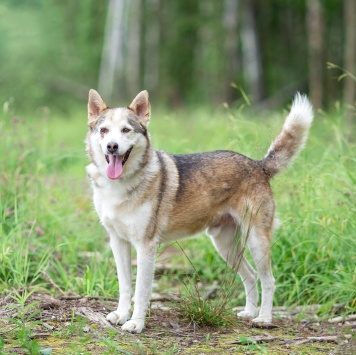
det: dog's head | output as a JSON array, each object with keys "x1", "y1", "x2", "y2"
[{"x1": 87, "y1": 90, "x2": 151, "y2": 180}]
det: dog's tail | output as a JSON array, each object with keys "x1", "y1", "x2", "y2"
[{"x1": 262, "y1": 93, "x2": 314, "y2": 178}]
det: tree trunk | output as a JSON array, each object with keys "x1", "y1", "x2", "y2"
[
  {"x1": 126, "y1": 0, "x2": 141, "y2": 98},
  {"x1": 343, "y1": 0, "x2": 356, "y2": 111},
  {"x1": 306, "y1": 0, "x2": 324, "y2": 109},
  {"x1": 143, "y1": 0, "x2": 160, "y2": 93},
  {"x1": 98, "y1": 0, "x2": 127, "y2": 101},
  {"x1": 241, "y1": 0, "x2": 264, "y2": 103},
  {"x1": 164, "y1": 1, "x2": 199, "y2": 106},
  {"x1": 223, "y1": 0, "x2": 240, "y2": 103}
]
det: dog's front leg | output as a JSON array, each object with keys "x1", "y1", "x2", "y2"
[
  {"x1": 121, "y1": 240, "x2": 157, "y2": 333},
  {"x1": 106, "y1": 236, "x2": 132, "y2": 325}
]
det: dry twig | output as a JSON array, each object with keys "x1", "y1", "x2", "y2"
[
  {"x1": 284, "y1": 335, "x2": 338, "y2": 345},
  {"x1": 40, "y1": 270, "x2": 67, "y2": 296},
  {"x1": 228, "y1": 335, "x2": 278, "y2": 344},
  {"x1": 228, "y1": 334, "x2": 338, "y2": 346}
]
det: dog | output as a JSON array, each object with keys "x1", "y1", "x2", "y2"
[{"x1": 85, "y1": 90, "x2": 313, "y2": 333}]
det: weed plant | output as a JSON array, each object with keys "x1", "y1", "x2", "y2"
[
  {"x1": 0, "y1": 101, "x2": 355, "y2": 320},
  {"x1": 175, "y1": 241, "x2": 237, "y2": 327},
  {"x1": 5, "y1": 289, "x2": 42, "y2": 354}
]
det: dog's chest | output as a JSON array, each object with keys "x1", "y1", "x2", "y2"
[{"x1": 93, "y1": 183, "x2": 152, "y2": 243}]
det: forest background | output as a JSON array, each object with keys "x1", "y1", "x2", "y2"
[
  {"x1": 1, "y1": 0, "x2": 355, "y2": 112},
  {"x1": 0, "y1": 0, "x2": 355, "y2": 353}
]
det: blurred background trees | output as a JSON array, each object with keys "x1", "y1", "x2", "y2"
[{"x1": 0, "y1": 0, "x2": 355, "y2": 111}]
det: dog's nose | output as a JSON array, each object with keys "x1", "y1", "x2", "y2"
[{"x1": 107, "y1": 142, "x2": 118, "y2": 153}]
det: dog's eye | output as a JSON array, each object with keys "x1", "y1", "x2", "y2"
[
  {"x1": 100, "y1": 128, "x2": 108, "y2": 135},
  {"x1": 122, "y1": 127, "x2": 131, "y2": 134}
]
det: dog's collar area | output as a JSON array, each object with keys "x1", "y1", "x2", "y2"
[{"x1": 105, "y1": 147, "x2": 133, "y2": 166}]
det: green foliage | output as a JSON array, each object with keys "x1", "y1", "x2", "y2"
[
  {"x1": 0, "y1": 0, "x2": 107, "y2": 109},
  {"x1": 177, "y1": 261, "x2": 235, "y2": 327},
  {"x1": 178, "y1": 287, "x2": 234, "y2": 327},
  {"x1": 270, "y1": 110, "x2": 355, "y2": 311},
  {"x1": 0, "y1": 100, "x2": 355, "y2": 326},
  {"x1": 0, "y1": 336, "x2": 4, "y2": 353},
  {"x1": 6, "y1": 290, "x2": 43, "y2": 354},
  {"x1": 238, "y1": 336, "x2": 268, "y2": 354}
]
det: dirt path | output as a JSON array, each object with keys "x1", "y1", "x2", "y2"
[{"x1": 0, "y1": 293, "x2": 355, "y2": 354}]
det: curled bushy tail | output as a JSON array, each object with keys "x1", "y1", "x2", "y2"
[{"x1": 263, "y1": 93, "x2": 314, "y2": 178}]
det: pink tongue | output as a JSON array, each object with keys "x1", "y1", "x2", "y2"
[{"x1": 107, "y1": 155, "x2": 123, "y2": 179}]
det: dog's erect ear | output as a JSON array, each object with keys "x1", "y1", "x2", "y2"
[
  {"x1": 128, "y1": 90, "x2": 151, "y2": 126},
  {"x1": 88, "y1": 89, "x2": 108, "y2": 128}
]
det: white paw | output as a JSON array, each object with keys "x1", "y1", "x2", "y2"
[
  {"x1": 252, "y1": 315, "x2": 272, "y2": 325},
  {"x1": 106, "y1": 310, "x2": 131, "y2": 325},
  {"x1": 237, "y1": 309, "x2": 258, "y2": 319},
  {"x1": 121, "y1": 319, "x2": 145, "y2": 333}
]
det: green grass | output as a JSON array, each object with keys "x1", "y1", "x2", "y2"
[{"x1": 0, "y1": 102, "x2": 355, "y2": 317}]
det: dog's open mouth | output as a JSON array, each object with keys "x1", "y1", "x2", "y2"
[{"x1": 105, "y1": 147, "x2": 133, "y2": 180}]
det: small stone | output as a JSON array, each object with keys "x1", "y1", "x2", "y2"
[
  {"x1": 344, "y1": 334, "x2": 352, "y2": 339},
  {"x1": 39, "y1": 349, "x2": 52, "y2": 355},
  {"x1": 83, "y1": 326, "x2": 90, "y2": 332},
  {"x1": 43, "y1": 323, "x2": 55, "y2": 331},
  {"x1": 328, "y1": 316, "x2": 343, "y2": 323},
  {"x1": 159, "y1": 306, "x2": 171, "y2": 311}
]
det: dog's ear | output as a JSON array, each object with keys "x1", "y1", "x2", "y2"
[
  {"x1": 128, "y1": 90, "x2": 151, "y2": 126},
  {"x1": 88, "y1": 89, "x2": 108, "y2": 128}
]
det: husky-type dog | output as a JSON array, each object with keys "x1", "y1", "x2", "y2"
[{"x1": 86, "y1": 90, "x2": 313, "y2": 333}]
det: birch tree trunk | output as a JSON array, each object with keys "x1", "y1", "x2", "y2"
[
  {"x1": 98, "y1": 0, "x2": 127, "y2": 101},
  {"x1": 126, "y1": 0, "x2": 141, "y2": 98},
  {"x1": 241, "y1": 0, "x2": 264, "y2": 103}
]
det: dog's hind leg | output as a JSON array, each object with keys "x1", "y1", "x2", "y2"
[
  {"x1": 106, "y1": 236, "x2": 133, "y2": 325},
  {"x1": 235, "y1": 257, "x2": 259, "y2": 319},
  {"x1": 207, "y1": 216, "x2": 259, "y2": 319}
]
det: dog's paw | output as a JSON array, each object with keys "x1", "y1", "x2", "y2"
[
  {"x1": 121, "y1": 319, "x2": 145, "y2": 333},
  {"x1": 237, "y1": 309, "x2": 258, "y2": 319},
  {"x1": 106, "y1": 310, "x2": 131, "y2": 325},
  {"x1": 252, "y1": 315, "x2": 272, "y2": 325}
]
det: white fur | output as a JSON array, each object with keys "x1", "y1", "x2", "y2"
[
  {"x1": 87, "y1": 106, "x2": 162, "y2": 333},
  {"x1": 263, "y1": 93, "x2": 314, "y2": 175},
  {"x1": 98, "y1": 109, "x2": 137, "y2": 157},
  {"x1": 284, "y1": 92, "x2": 314, "y2": 133},
  {"x1": 93, "y1": 178, "x2": 156, "y2": 333}
]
